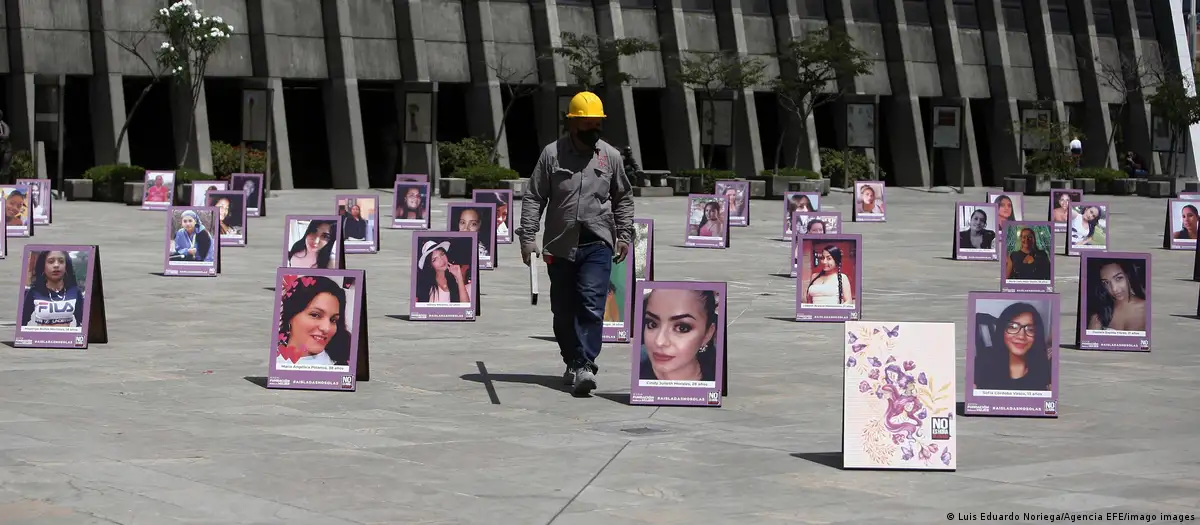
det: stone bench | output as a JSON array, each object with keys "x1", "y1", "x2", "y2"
[
  {"x1": 633, "y1": 186, "x2": 673, "y2": 197},
  {"x1": 787, "y1": 179, "x2": 823, "y2": 193},
  {"x1": 642, "y1": 170, "x2": 670, "y2": 188},
  {"x1": 1003, "y1": 177, "x2": 1027, "y2": 194},
  {"x1": 500, "y1": 178, "x2": 526, "y2": 199},
  {"x1": 1107, "y1": 178, "x2": 1137, "y2": 195},
  {"x1": 124, "y1": 182, "x2": 144, "y2": 205},
  {"x1": 64, "y1": 179, "x2": 93, "y2": 201},
  {"x1": 1141, "y1": 180, "x2": 1172, "y2": 198},
  {"x1": 1070, "y1": 178, "x2": 1095, "y2": 194},
  {"x1": 746, "y1": 179, "x2": 767, "y2": 198},
  {"x1": 666, "y1": 176, "x2": 691, "y2": 195},
  {"x1": 439, "y1": 177, "x2": 467, "y2": 198},
  {"x1": 1184, "y1": 180, "x2": 1199, "y2": 193}
]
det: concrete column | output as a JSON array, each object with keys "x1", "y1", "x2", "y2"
[
  {"x1": 1109, "y1": 0, "x2": 1152, "y2": 171},
  {"x1": 394, "y1": 0, "x2": 437, "y2": 181},
  {"x1": 1069, "y1": 0, "x2": 1118, "y2": 169},
  {"x1": 529, "y1": 0, "x2": 565, "y2": 149},
  {"x1": 657, "y1": 0, "x2": 702, "y2": 171},
  {"x1": 1153, "y1": 0, "x2": 1199, "y2": 178},
  {"x1": 713, "y1": 0, "x2": 764, "y2": 178},
  {"x1": 875, "y1": 0, "x2": 931, "y2": 186},
  {"x1": 463, "y1": 0, "x2": 511, "y2": 168},
  {"x1": 1021, "y1": 0, "x2": 1068, "y2": 121},
  {"x1": 321, "y1": 0, "x2": 371, "y2": 188},
  {"x1": 928, "y1": 0, "x2": 983, "y2": 186},
  {"x1": 171, "y1": 82, "x2": 214, "y2": 173},
  {"x1": 87, "y1": 0, "x2": 131, "y2": 166},
  {"x1": 767, "y1": 0, "x2": 820, "y2": 171},
  {"x1": 976, "y1": 0, "x2": 1024, "y2": 179},
  {"x1": 247, "y1": 0, "x2": 295, "y2": 189},
  {"x1": 4, "y1": 0, "x2": 35, "y2": 155},
  {"x1": 594, "y1": 1, "x2": 641, "y2": 164}
]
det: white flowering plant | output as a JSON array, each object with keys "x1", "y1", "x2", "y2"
[{"x1": 153, "y1": 0, "x2": 233, "y2": 81}]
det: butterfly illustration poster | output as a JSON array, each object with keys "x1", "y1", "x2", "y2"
[{"x1": 842, "y1": 321, "x2": 956, "y2": 470}]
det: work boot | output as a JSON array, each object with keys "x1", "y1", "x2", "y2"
[
  {"x1": 563, "y1": 366, "x2": 576, "y2": 386},
  {"x1": 573, "y1": 367, "x2": 596, "y2": 396}
]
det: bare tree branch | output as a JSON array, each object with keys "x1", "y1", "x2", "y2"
[{"x1": 487, "y1": 53, "x2": 541, "y2": 163}]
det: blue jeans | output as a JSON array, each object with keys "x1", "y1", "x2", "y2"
[{"x1": 547, "y1": 242, "x2": 613, "y2": 373}]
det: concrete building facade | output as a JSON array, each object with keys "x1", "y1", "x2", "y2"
[{"x1": 4, "y1": 0, "x2": 1199, "y2": 189}]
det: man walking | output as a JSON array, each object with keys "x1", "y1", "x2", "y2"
[{"x1": 517, "y1": 91, "x2": 634, "y2": 396}]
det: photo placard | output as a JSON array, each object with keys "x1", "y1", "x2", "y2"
[
  {"x1": 163, "y1": 206, "x2": 220, "y2": 277},
  {"x1": 795, "y1": 233, "x2": 863, "y2": 322},
  {"x1": 1000, "y1": 221, "x2": 1055, "y2": 293},
  {"x1": 142, "y1": 170, "x2": 175, "y2": 210},
  {"x1": 0, "y1": 218, "x2": 7, "y2": 258},
  {"x1": 1066, "y1": 202, "x2": 1109, "y2": 256},
  {"x1": 231, "y1": 173, "x2": 265, "y2": 217},
  {"x1": 684, "y1": 194, "x2": 730, "y2": 249},
  {"x1": 447, "y1": 202, "x2": 497, "y2": 270},
  {"x1": 396, "y1": 174, "x2": 429, "y2": 184},
  {"x1": 842, "y1": 322, "x2": 956, "y2": 470},
  {"x1": 633, "y1": 218, "x2": 654, "y2": 282},
  {"x1": 952, "y1": 202, "x2": 999, "y2": 261},
  {"x1": 853, "y1": 182, "x2": 886, "y2": 222},
  {"x1": 1077, "y1": 252, "x2": 1151, "y2": 352},
  {"x1": 603, "y1": 238, "x2": 636, "y2": 343},
  {"x1": 14, "y1": 245, "x2": 108, "y2": 349},
  {"x1": 1164, "y1": 199, "x2": 1198, "y2": 250},
  {"x1": 964, "y1": 292, "x2": 1060, "y2": 417},
  {"x1": 190, "y1": 180, "x2": 228, "y2": 207},
  {"x1": 336, "y1": 195, "x2": 380, "y2": 254},
  {"x1": 282, "y1": 215, "x2": 344, "y2": 270},
  {"x1": 714, "y1": 180, "x2": 750, "y2": 227},
  {"x1": 267, "y1": 268, "x2": 369, "y2": 391},
  {"x1": 393, "y1": 181, "x2": 431, "y2": 230},
  {"x1": 1048, "y1": 189, "x2": 1082, "y2": 234},
  {"x1": 1, "y1": 184, "x2": 32, "y2": 237},
  {"x1": 985, "y1": 191, "x2": 1023, "y2": 240},
  {"x1": 409, "y1": 232, "x2": 479, "y2": 321},
  {"x1": 846, "y1": 103, "x2": 876, "y2": 148},
  {"x1": 629, "y1": 281, "x2": 727, "y2": 407},
  {"x1": 206, "y1": 190, "x2": 248, "y2": 247},
  {"x1": 791, "y1": 212, "x2": 842, "y2": 277},
  {"x1": 783, "y1": 192, "x2": 821, "y2": 239},
  {"x1": 15, "y1": 179, "x2": 50, "y2": 225},
  {"x1": 473, "y1": 189, "x2": 514, "y2": 244},
  {"x1": 931, "y1": 106, "x2": 961, "y2": 149}
]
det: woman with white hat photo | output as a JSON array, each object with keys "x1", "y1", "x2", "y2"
[{"x1": 414, "y1": 239, "x2": 471, "y2": 304}]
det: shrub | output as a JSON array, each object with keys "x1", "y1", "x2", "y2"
[
  {"x1": 759, "y1": 167, "x2": 821, "y2": 179},
  {"x1": 438, "y1": 137, "x2": 499, "y2": 178},
  {"x1": 819, "y1": 148, "x2": 883, "y2": 186},
  {"x1": 456, "y1": 164, "x2": 520, "y2": 190},
  {"x1": 175, "y1": 167, "x2": 215, "y2": 185},
  {"x1": 83, "y1": 164, "x2": 146, "y2": 185},
  {"x1": 674, "y1": 169, "x2": 735, "y2": 194},
  {"x1": 11, "y1": 150, "x2": 35, "y2": 180},
  {"x1": 1076, "y1": 167, "x2": 1127, "y2": 181},
  {"x1": 211, "y1": 140, "x2": 267, "y2": 179}
]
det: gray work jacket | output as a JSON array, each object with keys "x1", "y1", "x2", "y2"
[{"x1": 517, "y1": 137, "x2": 635, "y2": 261}]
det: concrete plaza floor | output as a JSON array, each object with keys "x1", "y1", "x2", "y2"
[{"x1": 0, "y1": 187, "x2": 1197, "y2": 525}]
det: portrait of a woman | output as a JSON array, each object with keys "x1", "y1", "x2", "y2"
[
  {"x1": 21, "y1": 250, "x2": 86, "y2": 329},
  {"x1": 451, "y1": 207, "x2": 493, "y2": 261},
  {"x1": 638, "y1": 288, "x2": 720, "y2": 383},
  {"x1": 803, "y1": 244, "x2": 855, "y2": 305},
  {"x1": 170, "y1": 210, "x2": 214, "y2": 262},
  {"x1": 1051, "y1": 191, "x2": 1076, "y2": 223},
  {"x1": 691, "y1": 200, "x2": 725, "y2": 238},
  {"x1": 4, "y1": 188, "x2": 27, "y2": 227},
  {"x1": 1086, "y1": 259, "x2": 1147, "y2": 332},
  {"x1": 395, "y1": 186, "x2": 427, "y2": 221},
  {"x1": 287, "y1": 220, "x2": 337, "y2": 269},
  {"x1": 144, "y1": 174, "x2": 172, "y2": 203},
  {"x1": 958, "y1": 208, "x2": 995, "y2": 249},
  {"x1": 992, "y1": 195, "x2": 1016, "y2": 227},
  {"x1": 1006, "y1": 227, "x2": 1051, "y2": 281},
  {"x1": 857, "y1": 184, "x2": 882, "y2": 214},
  {"x1": 414, "y1": 239, "x2": 471, "y2": 304},
  {"x1": 1173, "y1": 203, "x2": 1198, "y2": 240},
  {"x1": 1070, "y1": 205, "x2": 1106, "y2": 247},
  {"x1": 341, "y1": 204, "x2": 368, "y2": 241},
  {"x1": 719, "y1": 184, "x2": 746, "y2": 218},
  {"x1": 235, "y1": 176, "x2": 260, "y2": 210},
  {"x1": 208, "y1": 194, "x2": 243, "y2": 237},
  {"x1": 974, "y1": 302, "x2": 1052, "y2": 392},
  {"x1": 276, "y1": 276, "x2": 351, "y2": 367},
  {"x1": 193, "y1": 184, "x2": 223, "y2": 207}
]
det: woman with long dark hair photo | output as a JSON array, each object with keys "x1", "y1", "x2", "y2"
[
  {"x1": 287, "y1": 220, "x2": 337, "y2": 269},
  {"x1": 974, "y1": 302, "x2": 1052, "y2": 392},
  {"x1": 276, "y1": 275, "x2": 351, "y2": 367},
  {"x1": 395, "y1": 186, "x2": 427, "y2": 221},
  {"x1": 959, "y1": 208, "x2": 995, "y2": 249},
  {"x1": 1174, "y1": 204, "x2": 1198, "y2": 240},
  {"x1": 1006, "y1": 227, "x2": 1051, "y2": 280},
  {"x1": 1086, "y1": 259, "x2": 1147, "y2": 332},
  {"x1": 170, "y1": 210, "x2": 214, "y2": 262},
  {"x1": 639, "y1": 288, "x2": 719, "y2": 383},
  {"x1": 1070, "y1": 205, "x2": 1106, "y2": 247},
  {"x1": 993, "y1": 195, "x2": 1015, "y2": 228},
  {"x1": 21, "y1": 250, "x2": 86, "y2": 329},
  {"x1": 414, "y1": 240, "x2": 471, "y2": 303},
  {"x1": 803, "y1": 244, "x2": 855, "y2": 305},
  {"x1": 693, "y1": 200, "x2": 725, "y2": 238}
]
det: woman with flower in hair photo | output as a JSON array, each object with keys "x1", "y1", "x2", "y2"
[
  {"x1": 275, "y1": 275, "x2": 352, "y2": 367},
  {"x1": 803, "y1": 244, "x2": 855, "y2": 305},
  {"x1": 638, "y1": 288, "x2": 720, "y2": 383}
]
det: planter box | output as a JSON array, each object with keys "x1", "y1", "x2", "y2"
[
  {"x1": 643, "y1": 170, "x2": 669, "y2": 187},
  {"x1": 123, "y1": 182, "x2": 145, "y2": 205},
  {"x1": 1143, "y1": 180, "x2": 1172, "y2": 198},
  {"x1": 633, "y1": 187, "x2": 673, "y2": 197},
  {"x1": 767, "y1": 176, "x2": 808, "y2": 197},
  {"x1": 500, "y1": 178, "x2": 526, "y2": 199},
  {"x1": 746, "y1": 179, "x2": 767, "y2": 198},
  {"x1": 1003, "y1": 177, "x2": 1027, "y2": 194},
  {"x1": 1018, "y1": 174, "x2": 1052, "y2": 195},
  {"x1": 666, "y1": 176, "x2": 691, "y2": 195},
  {"x1": 687, "y1": 176, "x2": 708, "y2": 194},
  {"x1": 818, "y1": 178, "x2": 831, "y2": 196},
  {"x1": 1049, "y1": 179, "x2": 1071, "y2": 190},
  {"x1": 1185, "y1": 180, "x2": 1200, "y2": 193},
  {"x1": 1148, "y1": 176, "x2": 1176, "y2": 196},
  {"x1": 1108, "y1": 178, "x2": 1137, "y2": 196},
  {"x1": 64, "y1": 179, "x2": 93, "y2": 201},
  {"x1": 1070, "y1": 178, "x2": 1095, "y2": 194},
  {"x1": 92, "y1": 180, "x2": 121, "y2": 202},
  {"x1": 787, "y1": 179, "x2": 822, "y2": 192},
  {"x1": 439, "y1": 177, "x2": 468, "y2": 198}
]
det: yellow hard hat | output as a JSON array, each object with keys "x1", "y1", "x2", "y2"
[{"x1": 567, "y1": 91, "x2": 606, "y2": 119}]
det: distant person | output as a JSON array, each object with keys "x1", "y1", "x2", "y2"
[{"x1": 1068, "y1": 137, "x2": 1082, "y2": 167}]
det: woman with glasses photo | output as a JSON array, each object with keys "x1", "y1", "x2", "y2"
[{"x1": 973, "y1": 302, "x2": 1052, "y2": 392}]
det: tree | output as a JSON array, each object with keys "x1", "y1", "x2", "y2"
[
  {"x1": 553, "y1": 32, "x2": 658, "y2": 90},
  {"x1": 770, "y1": 28, "x2": 872, "y2": 173},
  {"x1": 1009, "y1": 107, "x2": 1086, "y2": 178},
  {"x1": 108, "y1": 31, "x2": 173, "y2": 163},
  {"x1": 1080, "y1": 51, "x2": 1162, "y2": 166},
  {"x1": 486, "y1": 54, "x2": 539, "y2": 164},
  {"x1": 1146, "y1": 64, "x2": 1200, "y2": 175},
  {"x1": 677, "y1": 51, "x2": 767, "y2": 168},
  {"x1": 152, "y1": 0, "x2": 234, "y2": 168}
]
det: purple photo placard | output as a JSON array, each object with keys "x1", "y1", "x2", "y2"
[
  {"x1": 1048, "y1": 189, "x2": 1082, "y2": 233},
  {"x1": 1, "y1": 184, "x2": 32, "y2": 237},
  {"x1": 282, "y1": 215, "x2": 343, "y2": 269},
  {"x1": 714, "y1": 180, "x2": 750, "y2": 227},
  {"x1": 1066, "y1": 202, "x2": 1109, "y2": 256},
  {"x1": 231, "y1": 173, "x2": 265, "y2": 217},
  {"x1": 1166, "y1": 199, "x2": 1198, "y2": 250},
  {"x1": 336, "y1": 195, "x2": 380, "y2": 254},
  {"x1": 205, "y1": 190, "x2": 247, "y2": 247},
  {"x1": 14, "y1": 245, "x2": 98, "y2": 349},
  {"x1": 1078, "y1": 252, "x2": 1152, "y2": 352},
  {"x1": 633, "y1": 218, "x2": 654, "y2": 282},
  {"x1": 190, "y1": 180, "x2": 228, "y2": 207},
  {"x1": 163, "y1": 206, "x2": 220, "y2": 277},
  {"x1": 1179, "y1": 192, "x2": 1200, "y2": 200},
  {"x1": 448, "y1": 202, "x2": 497, "y2": 269},
  {"x1": 853, "y1": 181, "x2": 886, "y2": 222},
  {"x1": 964, "y1": 292, "x2": 1061, "y2": 417},
  {"x1": 267, "y1": 268, "x2": 365, "y2": 391},
  {"x1": 685, "y1": 194, "x2": 729, "y2": 249},
  {"x1": 396, "y1": 173, "x2": 428, "y2": 184},
  {"x1": 1000, "y1": 221, "x2": 1055, "y2": 293},
  {"x1": 15, "y1": 179, "x2": 50, "y2": 225},
  {"x1": 985, "y1": 191, "x2": 1024, "y2": 225},
  {"x1": 473, "y1": 189, "x2": 514, "y2": 244},
  {"x1": 0, "y1": 218, "x2": 7, "y2": 258},
  {"x1": 393, "y1": 182, "x2": 431, "y2": 230},
  {"x1": 629, "y1": 281, "x2": 726, "y2": 407},
  {"x1": 783, "y1": 192, "x2": 821, "y2": 238},
  {"x1": 795, "y1": 233, "x2": 863, "y2": 322},
  {"x1": 409, "y1": 231, "x2": 479, "y2": 321},
  {"x1": 953, "y1": 202, "x2": 999, "y2": 261},
  {"x1": 602, "y1": 237, "x2": 636, "y2": 343},
  {"x1": 790, "y1": 211, "x2": 842, "y2": 277},
  {"x1": 142, "y1": 170, "x2": 175, "y2": 210}
]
